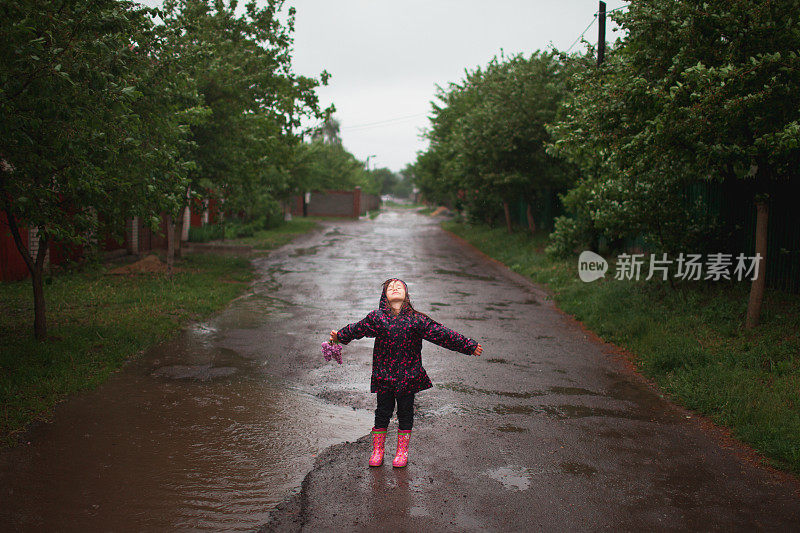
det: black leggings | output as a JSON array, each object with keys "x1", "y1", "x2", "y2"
[{"x1": 374, "y1": 390, "x2": 415, "y2": 431}]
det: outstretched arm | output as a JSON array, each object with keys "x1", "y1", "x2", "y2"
[
  {"x1": 334, "y1": 311, "x2": 380, "y2": 345},
  {"x1": 421, "y1": 316, "x2": 481, "y2": 355}
]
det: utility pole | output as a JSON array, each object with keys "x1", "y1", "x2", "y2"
[{"x1": 598, "y1": 1, "x2": 606, "y2": 65}]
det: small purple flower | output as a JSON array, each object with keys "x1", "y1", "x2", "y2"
[{"x1": 321, "y1": 341, "x2": 343, "y2": 364}]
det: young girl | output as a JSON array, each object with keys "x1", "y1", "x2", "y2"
[{"x1": 329, "y1": 278, "x2": 483, "y2": 468}]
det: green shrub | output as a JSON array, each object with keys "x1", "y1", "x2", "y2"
[{"x1": 188, "y1": 224, "x2": 225, "y2": 242}]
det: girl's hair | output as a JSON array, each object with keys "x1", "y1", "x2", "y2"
[{"x1": 381, "y1": 278, "x2": 431, "y2": 320}]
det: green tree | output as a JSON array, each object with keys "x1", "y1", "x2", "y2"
[
  {"x1": 549, "y1": 0, "x2": 800, "y2": 325},
  {"x1": 371, "y1": 167, "x2": 399, "y2": 195},
  {"x1": 289, "y1": 140, "x2": 378, "y2": 198},
  {"x1": 393, "y1": 167, "x2": 414, "y2": 198},
  {"x1": 311, "y1": 116, "x2": 342, "y2": 145},
  {"x1": 158, "y1": 0, "x2": 328, "y2": 234},
  {"x1": 0, "y1": 0, "x2": 189, "y2": 339},
  {"x1": 416, "y1": 51, "x2": 574, "y2": 230},
  {"x1": 452, "y1": 52, "x2": 573, "y2": 232}
]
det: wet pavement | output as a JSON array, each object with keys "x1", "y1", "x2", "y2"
[{"x1": 2, "y1": 207, "x2": 799, "y2": 531}]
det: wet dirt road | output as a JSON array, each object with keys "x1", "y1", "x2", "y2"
[
  {"x1": 258, "y1": 208, "x2": 800, "y2": 531},
  {"x1": 2, "y1": 207, "x2": 799, "y2": 531}
]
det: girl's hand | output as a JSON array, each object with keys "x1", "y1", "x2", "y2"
[
  {"x1": 473, "y1": 344, "x2": 483, "y2": 356},
  {"x1": 329, "y1": 330, "x2": 339, "y2": 344}
]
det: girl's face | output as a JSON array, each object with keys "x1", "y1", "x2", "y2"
[{"x1": 386, "y1": 279, "x2": 406, "y2": 303}]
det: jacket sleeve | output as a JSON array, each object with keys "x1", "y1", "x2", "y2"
[
  {"x1": 337, "y1": 311, "x2": 380, "y2": 345},
  {"x1": 420, "y1": 316, "x2": 478, "y2": 355}
]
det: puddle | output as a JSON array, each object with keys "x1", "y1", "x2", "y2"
[
  {"x1": 548, "y1": 386, "x2": 600, "y2": 396},
  {"x1": 429, "y1": 302, "x2": 451, "y2": 307},
  {"x1": 491, "y1": 402, "x2": 643, "y2": 421},
  {"x1": 541, "y1": 404, "x2": 641, "y2": 421},
  {"x1": 246, "y1": 293, "x2": 297, "y2": 307},
  {"x1": 438, "y1": 382, "x2": 544, "y2": 399},
  {"x1": 496, "y1": 424, "x2": 528, "y2": 433},
  {"x1": 290, "y1": 245, "x2": 319, "y2": 257},
  {"x1": 212, "y1": 293, "x2": 295, "y2": 329},
  {"x1": 484, "y1": 465, "x2": 557, "y2": 491},
  {"x1": 433, "y1": 268, "x2": 496, "y2": 281},
  {"x1": 0, "y1": 312, "x2": 372, "y2": 531},
  {"x1": 559, "y1": 461, "x2": 598, "y2": 477},
  {"x1": 191, "y1": 322, "x2": 219, "y2": 337},
  {"x1": 152, "y1": 364, "x2": 238, "y2": 381},
  {"x1": 486, "y1": 466, "x2": 532, "y2": 491},
  {"x1": 265, "y1": 265, "x2": 291, "y2": 275},
  {"x1": 419, "y1": 403, "x2": 464, "y2": 417},
  {"x1": 605, "y1": 378, "x2": 659, "y2": 405},
  {"x1": 493, "y1": 404, "x2": 537, "y2": 415}
]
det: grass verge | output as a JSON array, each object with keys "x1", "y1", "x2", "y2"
[
  {"x1": 0, "y1": 219, "x2": 320, "y2": 447},
  {"x1": 221, "y1": 217, "x2": 320, "y2": 250},
  {"x1": 443, "y1": 220, "x2": 800, "y2": 475}
]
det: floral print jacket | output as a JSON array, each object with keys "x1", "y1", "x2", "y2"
[{"x1": 336, "y1": 282, "x2": 478, "y2": 395}]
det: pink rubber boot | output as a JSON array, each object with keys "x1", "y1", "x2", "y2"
[
  {"x1": 392, "y1": 430, "x2": 411, "y2": 467},
  {"x1": 369, "y1": 427, "x2": 387, "y2": 467}
]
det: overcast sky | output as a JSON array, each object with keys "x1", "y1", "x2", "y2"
[
  {"x1": 289, "y1": 1, "x2": 629, "y2": 172},
  {"x1": 142, "y1": 1, "x2": 629, "y2": 172}
]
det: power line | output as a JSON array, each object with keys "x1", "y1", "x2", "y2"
[
  {"x1": 565, "y1": 4, "x2": 628, "y2": 54},
  {"x1": 565, "y1": 15, "x2": 598, "y2": 53},
  {"x1": 318, "y1": 4, "x2": 631, "y2": 138},
  {"x1": 339, "y1": 112, "x2": 429, "y2": 131}
]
